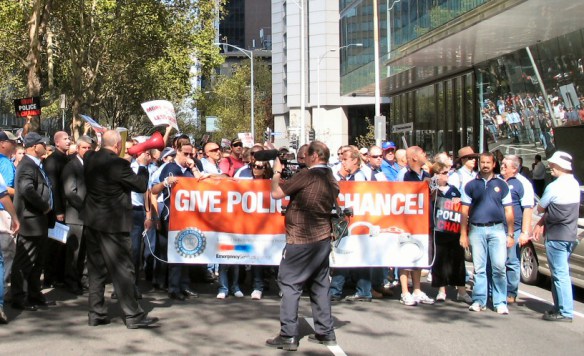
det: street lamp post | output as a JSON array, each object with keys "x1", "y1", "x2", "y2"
[
  {"x1": 317, "y1": 43, "x2": 363, "y2": 122},
  {"x1": 214, "y1": 42, "x2": 255, "y2": 140}
]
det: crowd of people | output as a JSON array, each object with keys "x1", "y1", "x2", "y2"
[{"x1": 0, "y1": 127, "x2": 579, "y2": 340}]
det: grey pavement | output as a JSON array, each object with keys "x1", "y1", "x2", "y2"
[{"x1": 1, "y1": 276, "x2": 584, "y2": 355}]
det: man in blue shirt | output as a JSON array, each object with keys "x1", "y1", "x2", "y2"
[
  {"x1": 460, "y1": 152, "x2": 514, "y2": 315},
  {"x1": 380, "y1": 141, "x2": 400, "y2": 181}
]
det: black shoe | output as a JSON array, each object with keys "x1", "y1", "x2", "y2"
[
  {"x1": 308, "y1": 334, "x2": 337, "y2": 346},
  {"x1": 88, "y1": 318, "x2": 111, "y2": 326},
  {"x1": 30, "y1": 299, "x2": 56, "y2": 307},
  {"x1": 111, "y1": 292, "x2": 118, "y2": 299},
  {"x1": 330, "y1": 295, "x2": 343, "y2": 302},
  {"x1": 11, "y1": 302, "x2": 37, "y2": 311},
  {"x1": 344, "y1": 294, "x2": 372, "y2": 302},
  {"x1": 126, "y1": 315, "x2": 159, "y2": 329},
  {"x1": 542, "y1": 312, "x2": 572, "y2": 322},
  {"x1": 182, "y1": 289, "x2": 199, "y2": 298},
  {"x1": 169, "y1": 292, "x2": 186, "y2": 301},
  {"x1": 266, "y1": 335, "x2": 299, "y2": 351}
]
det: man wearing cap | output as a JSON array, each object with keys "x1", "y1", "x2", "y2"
[
  {"x1": 219, "y1": 138, "x2": 245, "y2": 177},
  {"x1": 0, "y1": 131, "x2": 18, "y2": 296},
  {"x1": 380, "y1": 141, "x2": 400, "y2": 181},
  {"x1": 11, "y1": 132, "x2": 56, "y2": 311},
  {"x1": 61, "y1": 136, "x2": 93, "y2": 295},
  {"x1": 532, "y1": 151, "x2": 580, "y2": 322},
  {"x1": 448, "y1": 146, "x2": 478, "y2": 192}
]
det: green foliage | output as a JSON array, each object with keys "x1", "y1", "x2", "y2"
[
  {"x1": 354, "y1": 117, "x2": 376, "y2": 149},
  {"x1": 198, "y1": 58, "x2": 272, "y2": 143}
]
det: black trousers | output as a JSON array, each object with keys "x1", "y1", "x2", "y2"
[
  {"x1": 11, "y1": 235, "x2": 47, "y2": 303},
  {"x1": 85, "y1": 227, "x2": 144, "y2": 322},
  {"x1": 64, "y1": 224, "x2": 86, "y2": 290},
  {"x1": 278, "y1": 238, "x2": 335, "y2": 338}
]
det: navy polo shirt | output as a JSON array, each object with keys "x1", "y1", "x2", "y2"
[
  {"x1": 505, "y1": 174, "x2": 535, "y2": 231},
  {"x1": 461, "y1": 175, "x2": 512, "y2": 224},
  {"x1": 403, "y1": 169, "x2": 430, "y2": 182}
]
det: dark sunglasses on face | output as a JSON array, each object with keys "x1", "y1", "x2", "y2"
[
  {"x1": 252, "y1": 164, "x2": 266, "y2": 169},
  {"x1": 183, "y1": 152, "x2": 195, "y2": 157},
  {"x1": 370, "y1": 155, "x2": 382, "y2": 159},
  {"x1": 438, "y1": 171, "x2": 449, "y2": 175},
  {"x1": 232, "y1": 143, "x2": 243, "y2": 148},
  {"x1": 207, "y1": 148, "x2": 220, "y2": 153}
]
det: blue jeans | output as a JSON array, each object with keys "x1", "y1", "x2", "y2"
[
  {"x1": 546, "y1": 240, "x2": 577, "y2": 318},
  {"x1": 0, "y1": 245, "x2": 4, "y2": 307},
  {"x1": 218, "y1": 265, "x2": 241, "y2": 294},
  {"x1": 252, "y1": 266, "x2": 264, "y2": 291},
  {"x1": 330, "y1": 268, "x2": 372, "y2": 298},
  {"x1": 506, "y1": 230, "x2": 521, "y2": 298},
  {"x1": 469, "y1": 223, "x2": 507, "y2": 307}
]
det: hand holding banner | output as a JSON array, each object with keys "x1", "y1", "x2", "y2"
[{"x1": 80, "y1": 114, "x2": 106, "y2": 134}]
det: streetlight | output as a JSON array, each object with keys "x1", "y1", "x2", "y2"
[
  {"x1": 288, "y1": 0, "x2": 306, "y2": 146},
  {"x1": 213, "y1": 42, "x2": 255, "y2": 140},
  {"x1": 317, "y1": 43, "x2": 363, "y2": 122}
]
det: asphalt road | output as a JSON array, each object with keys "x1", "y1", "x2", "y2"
[{"x1": 1, "y1": 271, "x2": 583, "y2": 356}]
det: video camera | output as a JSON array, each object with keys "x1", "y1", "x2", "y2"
[{"x1": 253, "y1": 149, "x2": 301, "y2": 179}]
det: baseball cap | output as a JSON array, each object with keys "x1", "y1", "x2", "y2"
[
  {"x1": 231, "y1": 138, "x2": 242, "y2": 146},
  {"x1": 382, "y1": 141, "x2": 396, "y2": 151},
  {"x1": 359, "y1": 147, "x2": 368, "y2": 155},
  {"x1": 547, "y1": 151, "x2": 573, "y2": 171},
  {"x1": 0, "y1": 131, "x2": 17, "y2": 142},
  {"x1": 161, "y1": 147, "x2": 176, "y2": 159},
  {"x1": 23, "y1": 132, "x2": 48, "y2": 148}
]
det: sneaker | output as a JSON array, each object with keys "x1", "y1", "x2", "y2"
[
  {"x1": 413, "y1": 292, "x2": 435, "y2": 305},
  {"x1": 426, "y1": 272, "x2": 432, "y2": 283},
  {"x1": 469, "y1": 302, "x2": 486, "y2": 312},
  {"x1": 542, "y1": 312, "x2": 573, "y2": 322},
  {"x1": 251, "y1": 290, "x2": 262, "y2": 300},
  {"x1": 436, "y1": 291, "x2": 447, "y2": 302},
  {"x1": 496, "y1": 305, "x2": 509, "y2": 315},
  {"x1": 216, "y1": 292, "x2": 226, "y2": 299},
  {"x1": 400, "y1": 293, "x2": 417, "y2": 306},
  {"x1": 456, "y1": 293, "x2": 473, "y2": 304},
  {"x1": 234, "y1": 291, "x2": 244, "y2": 298},
  {"x1": 344, "y1": 293, "x2": 372, "y2": 302}
]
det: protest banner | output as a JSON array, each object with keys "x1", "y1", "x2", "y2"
[
  {"x1": 14, "y1": 97, "x2": 41, "y2": 117},
  {"x1": 80, "y1": 114, "x2": 106, "y2": 133},
  {"x1": 434, "y1": 196, "x2": 462, "y2": 234},
  {"x1": 237, "y1": 132, "x2": 254, "y2": 148},
  {"x1": 167, "y1": 179, "x2": 430, "y2": 267},
  {"x1": 141, "y1": 100, "x2": 178, "y2": 131}
]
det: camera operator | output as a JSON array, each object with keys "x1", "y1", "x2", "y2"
[{"x1": 266, "y1": 141, "x2": 339, "y2": 351}]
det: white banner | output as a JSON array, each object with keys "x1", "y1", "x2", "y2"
[{"x1": 141, "y1": 100, "x2": 178, "y2": 131}]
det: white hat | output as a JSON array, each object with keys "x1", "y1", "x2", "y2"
[
  {"x1": 547, "y1": 151, "x2": 573, "y2": 171},
  {"x1": 359, "y1": 147, "x2": 368, "y2": 155}
]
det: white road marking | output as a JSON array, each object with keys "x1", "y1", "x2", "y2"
[
  {"x1": 304, "y1": 317, "x2": 348, "y2": 356},
  {"x1": 518, "y1": 290, "x2": 584, "y2": 318}
]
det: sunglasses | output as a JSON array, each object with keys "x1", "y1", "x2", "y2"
[
  {"x1": 232, "y1": 143, "x2": 243, "y2": 148},
  {"x1": 438, "y1": 171, "x2": 449, "y2": 175},
  {"x1": 182, "y1": 152, "x2": 195, "y2": 157},
  {"x1": 252, "y1": 164, "x2": 266, "y2": 169},
  {"x1": 207, "y1": 148, "x2": 220, "y2": 153},
  {"x1": 370, "y1": 155, "x2": 382, "y2": 159}
]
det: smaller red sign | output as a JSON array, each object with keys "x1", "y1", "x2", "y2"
[{"x1": 14, "y1": 97, "x2": 41, "y2": 117}]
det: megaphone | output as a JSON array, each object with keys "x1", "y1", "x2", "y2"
[{"x1": 127, "y1": 131, "x2": 165, "y2": 156}]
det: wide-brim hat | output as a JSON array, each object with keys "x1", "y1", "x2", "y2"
[
  {"x1": 457, "y1": 146, "x2": 479, "y2": 161},
  {"x1": 547, "y1": 151, "x2": 573, "y2": 171}
]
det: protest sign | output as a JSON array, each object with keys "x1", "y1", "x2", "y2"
[
  {"x1": 167, "y1": 179, "x2": 430, "y2": 267},
  {"x1": 14, "y1": 97, "x2": 41, "y2": 117},
  {"x1": 141, "y1": 100, "x2": 178, "y2": 130},
  {"x1": 80, "y1": 114, "x2": 106, "y2": 133},
  {"x1": 434, "y1": 196, "x2": 462, "y2": 234}
]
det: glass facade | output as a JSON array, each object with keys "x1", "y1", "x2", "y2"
[{"x1": 339, "y1": 0, "x2": 492, "y2": 95}]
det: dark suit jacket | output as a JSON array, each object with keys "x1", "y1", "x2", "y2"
[
  {"x1": 44, "y1": 149, "x2": 70, "y2": 216},
  {"x1": 14, "y1": 155, "x2": 54, "y2": 236},
  {"x1": 62, "y1": 156, "x2": 86, "y2": 225},
  {"x1": 83, "y1": 148, "x2": 148, "y2": 233}
]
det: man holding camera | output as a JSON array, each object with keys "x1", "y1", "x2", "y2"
[{"x1": 266, "y1": 141, "x2": 338, "y2": 351}]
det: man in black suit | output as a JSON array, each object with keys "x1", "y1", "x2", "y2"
[
  {"x1": 83, "y1": 130, "x2": 158, "y2": 329},
  {"x1": 43, "y1": 131, "x2": 71, "y2": 287},
  {"x1": 11, "y1": 132, "x2": 56, "y2": 311},
  {"x1": 61, "y1": 135, "x2": 93, "y2": 295}
]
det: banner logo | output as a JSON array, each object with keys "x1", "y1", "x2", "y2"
[{"x1": 175, "y1": 228, "x2": 206, "y2": 258}]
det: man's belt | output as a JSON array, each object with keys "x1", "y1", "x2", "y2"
[{"x1": 471, "y1": 221, "x2": 502, "y2": 227}]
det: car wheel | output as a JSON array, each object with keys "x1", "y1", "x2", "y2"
[{"x1": 520, "y1": 243, "x2": 539, "y2": 285}]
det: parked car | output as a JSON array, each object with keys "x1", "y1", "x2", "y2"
[{"x1": 520, "y1": 188, "x2": 584, "y2": 288}]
